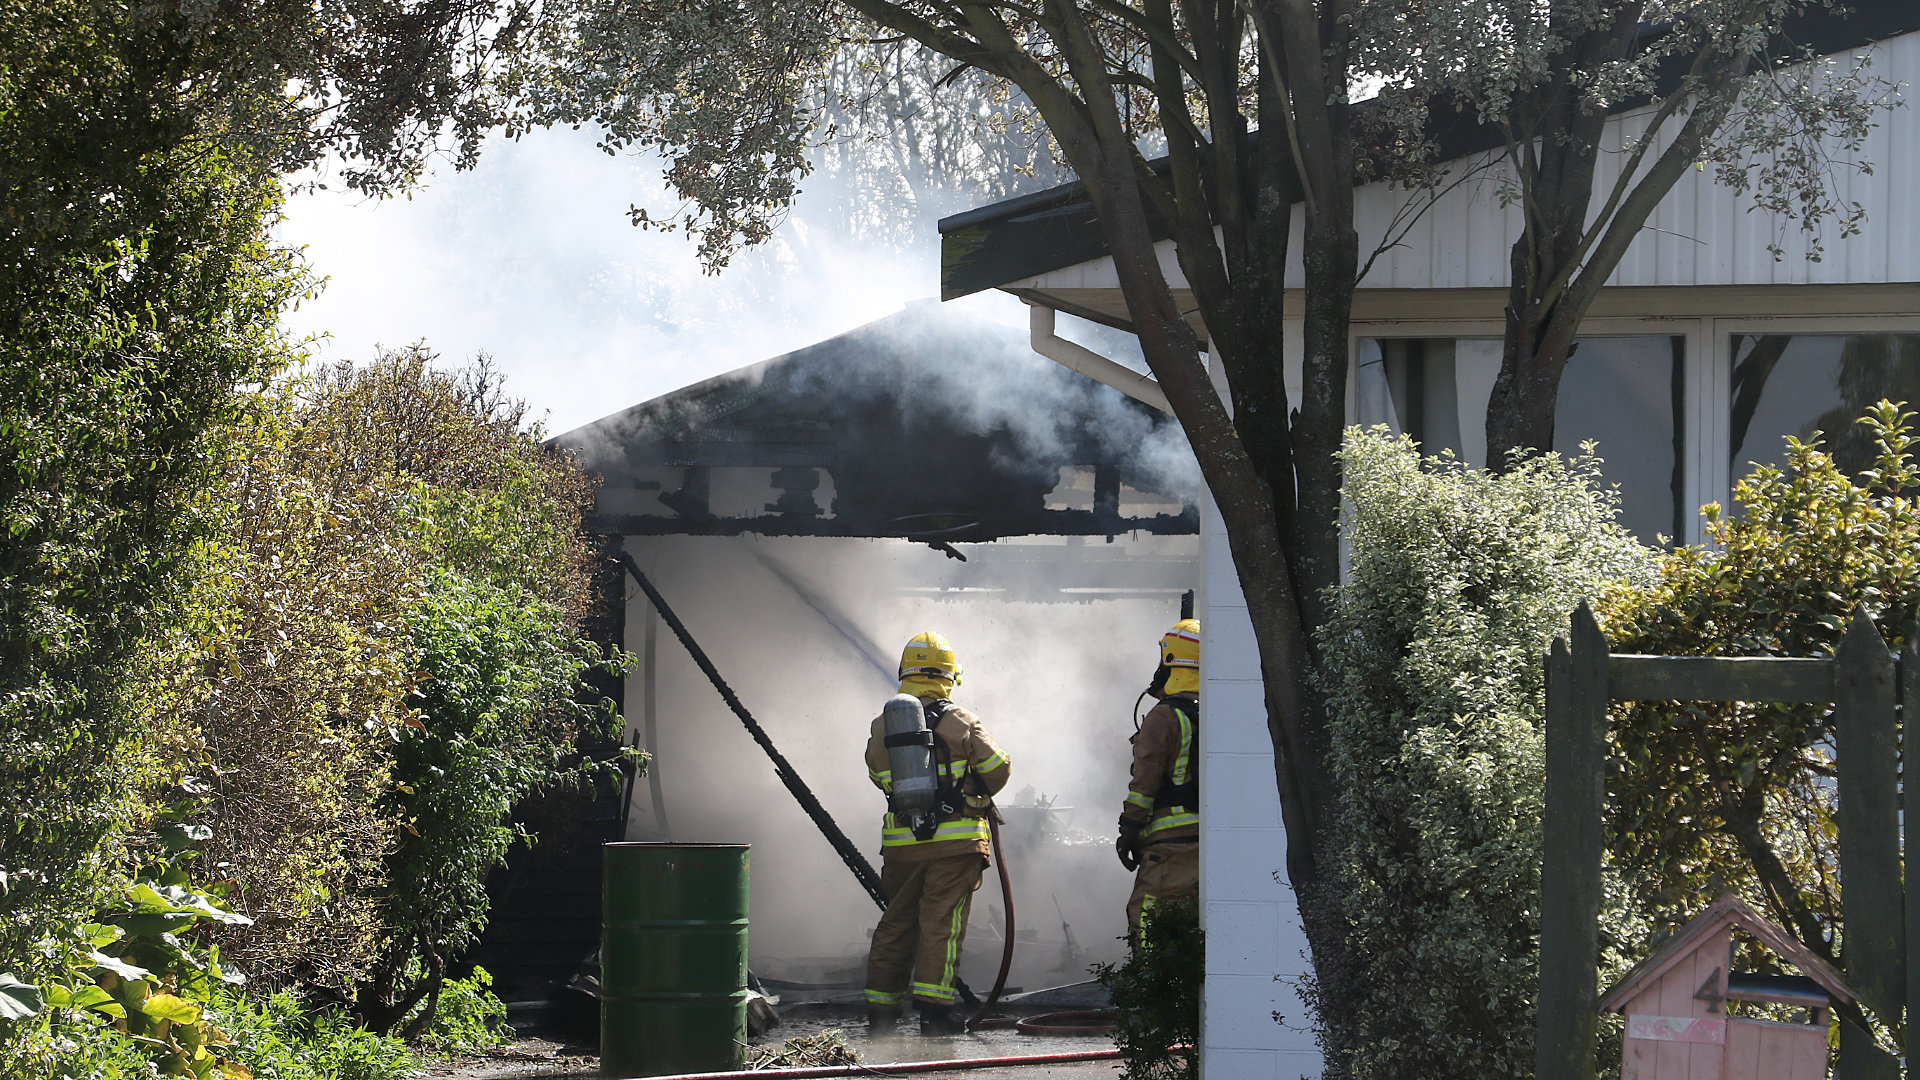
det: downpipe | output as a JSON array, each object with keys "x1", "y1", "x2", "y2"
[{"x1": 1026, "y1": 302, "x2": 1172, "y2": 415}]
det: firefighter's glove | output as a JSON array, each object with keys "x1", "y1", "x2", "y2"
[{"x1": 1115, "y1": 816, "x2": 1145, "y2": 872}]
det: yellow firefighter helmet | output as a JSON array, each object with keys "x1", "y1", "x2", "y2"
[
  {"x1": 1158, "y1": 619, "x2": 1200, "y2": 696},
  {"x1": 1161, "y1": 619, "x2": 1200, "y2": 669},
  {"x1": 898, "y1": 631, "x2": 962, "y2": 697}
]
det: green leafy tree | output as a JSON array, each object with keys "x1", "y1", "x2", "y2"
[
  {"x1": 1599, "y1": 400, "x2": 1920, "y2": 1039},
  {"x1": 1317, "y1": 428, "x2": 1654, "y2": 1080},
  {"x1": 213, "y1": 353, "x2": 628, "y2": 1034},
  {"x1": 0, "y1": 0, "x2": 590, "y2": 1026}
]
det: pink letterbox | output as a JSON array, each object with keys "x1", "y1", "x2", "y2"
[{"x1": 1599, "y1": 895, "x2": 1854, "y2": 1080}]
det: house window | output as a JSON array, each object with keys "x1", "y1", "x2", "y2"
[
  {"x1": 1358, "y1": 335, "x2": 1685, "y2": 544},
  {"x1": 1729, "y1": 333, "x2": 1920, "y2": 481}
]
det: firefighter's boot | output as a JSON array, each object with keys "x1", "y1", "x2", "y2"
[{"x1": 918, "y1": 1004, "x2": 966, "y2": 1035}]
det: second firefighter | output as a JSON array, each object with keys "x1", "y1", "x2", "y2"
[
  {"x1": 1116, "y1": 619, "x2": 1201, "y2": 927},
  {"x1": 863, "y1": 631, "x2": 1010, "y2": 1033}
]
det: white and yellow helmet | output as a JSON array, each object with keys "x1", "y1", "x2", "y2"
[
  {"x1": 898, "y1": 631, "x2": 962, "y2": 698},
  {"x1": 1158, "y1": 619, "x2": 1200, "y2": 696}
]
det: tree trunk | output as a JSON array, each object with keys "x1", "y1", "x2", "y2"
[{"x1": 1487, "y1": 306, "x2": 1574, "y2": 462}]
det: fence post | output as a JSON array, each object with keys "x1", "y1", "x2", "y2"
[
  {"x1": 1537, "y1": 602, "x2": 1608, "y2": 1080},
  {"x1": 1836, "y1": 609, "x2": 1901, "y2": 1080},
  {"x1": 1905, "y1": 626, "x2": 1920, "y2": 1080}
]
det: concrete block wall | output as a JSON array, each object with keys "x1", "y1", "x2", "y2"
[{"x1": 1199, "y1": 495, "x2": 1322, "y2": 1078}]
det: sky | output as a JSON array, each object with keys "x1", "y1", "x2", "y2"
[{"x1": 276, "y1": 126, "x2": 1034, "y2": 436}]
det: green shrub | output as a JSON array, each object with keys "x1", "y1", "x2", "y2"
[
  {"x1": 1092, "y1": 899, "x2": 1202, "y2": 1080},
  {"x1": 350, "y1": 567, "x2": 622, "y2": 1034},
  {"x1": 1599, "y1": 400, "x2": 1920, "y2": 1036},
  {"x1": 0, "y1": 73, "x2": 299, "y2": 1034},
  {"x1": 1315, "y1": 428, "x2": 1656, "y2": 1080},
  {"x1": 131, "y1": 387, "x2": 411, "y2": 993},
  {"x1": 408, "y1": 967, "x2": 511, "y2": 1056},
  {"x1": 211, "y1": 988, "x2": 418, "y2": 1080},
  {"x1": 125, "y1": 354, "x2": 631, "y2": 1032},
  {"x1": 6, "y1": 1008, "x2": 161, "y2": 1080}
]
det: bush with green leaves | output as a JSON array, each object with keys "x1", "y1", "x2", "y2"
[
  {"x1": 104, "y1": 352, "x2": 630, "y2": 1035},
  {"x1": 211, "y1": 989, "x2": 421, "y2": 1080},
  {"x1": 128, "y1": 387, "x2": 415, "y2": 994},
  {"x1": 1315, "y1": 427, "x2": 1656, "y2": 1080},
  {"x1": 1091, "y1": 899, "x2": 1202, "y2": 1080},
  {"x1": 406, "y1": 967, "x2": 511, "y2": 1057},
  {"x1": 0, "y1": 81, "x2": 301, "y2": 1026},
  {"x1": 357, "y1": 568, "x2": 623, "y2": 1034},
  {"x1": 1599, "y1": 400, "x2": 1920, "y2": 1038},
  {"x1": 6, "y1": 817, "x2": 256, "y2": 1080}
]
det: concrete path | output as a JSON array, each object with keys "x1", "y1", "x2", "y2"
[{"x1": 420, "y1": 1021, "x2": 1131, "y2": 1080}]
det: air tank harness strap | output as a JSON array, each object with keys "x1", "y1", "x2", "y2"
[
  {"x1": 1152, "y1": 698, "x2": 1199, "y2": 813},
  {"x1": 918, "y1": 700, "x2": 967, "y2": 841}
]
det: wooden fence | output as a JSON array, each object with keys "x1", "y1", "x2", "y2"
[{"x1": 1537, "y1": 602, "x2": 1910, "y2": 1080}]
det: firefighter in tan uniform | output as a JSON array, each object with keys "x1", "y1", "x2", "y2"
[
  {"x1": 863, "y1": 632, "x2": 1010, "y2": 1033},
  {"x1": 1116, "y1": 619, "x2": 1200, "y2": 928}
]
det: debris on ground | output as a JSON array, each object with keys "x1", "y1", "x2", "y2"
[
  {"x1": 416, "y1": 1035, "x2": 598, "y2": 1078},
  {"x1": 745, "y1": 1029, "x2": 860, "y2": 1070},
  {"x1": 746, "y1": 988, "x2": 782, "y2": 1037}
]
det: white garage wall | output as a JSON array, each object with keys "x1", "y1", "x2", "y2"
[
  {"x1": 1198, "y1": 497, "x2": 1322, "y2": 1079},
  {"x1": 1198, "y1": 339, "x2": 1321, "y2": 1078}
]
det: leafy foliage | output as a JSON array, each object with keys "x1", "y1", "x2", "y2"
[
  {"x1": 358, "y1": 568, "x2": 623, "y2": 1033},
  {"x1": 0, "y1": 22, "x2": 303, "y2": 1019},
  {"x1": 10, "y1": 811, "x2": 255, "y2": 1080},
  {"x1": 1316, "y1": 428, "x2": 1655, "y2": 1080},
  {"x1": 200, "y1": 354, "x2": 625, "y2": 1032},
  {"x1": 1599, "y1": 401, "x2": 1920, "y2": 1020},
  {"x1": 0, "y1": 1, "x2": 627, "y2": 1071},
  {"x1": 1092, "y1": 899, "x2": 1202, "y2": 1080},
  {"x1": 0, "y1": 0, "x2": 574, "y2": 1036},
  {"x1": 406, "y1": 967, "x2": 511, "y2": 1057},
  {"x1": 11, "y1": 346, "x2": 629, "y2": 1066},
  {"x1": 128, "y1": 390, "x2": 415, "y2": 993}
]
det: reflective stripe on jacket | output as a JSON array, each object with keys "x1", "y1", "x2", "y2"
[{"x1": 1121, "y1": 695, "x2": 1198, "y2": 842}]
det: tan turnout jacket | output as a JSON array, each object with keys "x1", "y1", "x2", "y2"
[{"x1": 866, "y1": 702, "x2": 1010, "y2": 862}]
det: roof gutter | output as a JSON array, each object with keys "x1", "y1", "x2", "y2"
[{"x1": 1027, "y1": 301, "x2": 1172, "y2": 415}]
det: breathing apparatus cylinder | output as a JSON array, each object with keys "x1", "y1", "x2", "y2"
[{"x1": 881, "y1": 693, "x2": 939, "y2": 836}]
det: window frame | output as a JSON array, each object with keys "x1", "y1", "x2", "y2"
[
  {"x1": 1711, "y1": 314, "x2": 1920, "y2": 511},
  {"x1": 1348, "y1": 316, "x2": 1709, "y2": 543}
]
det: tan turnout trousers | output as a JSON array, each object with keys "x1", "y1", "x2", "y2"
[
  {"x1": 1125, "y1": 839, "x2": 1198, "y2": 927},
  {"x1": 863, "y1": 853, "x2": 985, "y2": 1010}
]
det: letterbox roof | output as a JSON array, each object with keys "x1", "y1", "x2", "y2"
[{"x1": 1599, "y1": 894, "x2": 1856, "y2": 1013}]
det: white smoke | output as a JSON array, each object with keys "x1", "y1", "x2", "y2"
[
  {"x1": 622, "y1": 533, "x2": 1197, "y2": 992},
  {"x1": 278, "y1": 127, "x2": 1037, "y2": 434}
]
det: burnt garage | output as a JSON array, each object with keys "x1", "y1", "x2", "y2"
[{"x1": 481, "y1": 301, "x2": 1201, "y2": 1002}]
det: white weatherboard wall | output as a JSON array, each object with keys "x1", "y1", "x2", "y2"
[
  {"x1": 1013, "y1": 30, "x2": 1920, "y2": 297},
  {"x1": 1198, "y1": 337, "x2": 1320, "y2": 1078}
]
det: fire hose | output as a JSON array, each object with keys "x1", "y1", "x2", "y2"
[
  {"x1": 967, "y1": 811, "x2": 1016, "y2": 1030},
  {"x1": 616, "y1": 552, "x2": 1017, "y2": 1016}
]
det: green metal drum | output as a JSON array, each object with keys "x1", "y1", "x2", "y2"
[{"x1": 601, "y1": 843, "x2": 750, "y2": 1077}]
